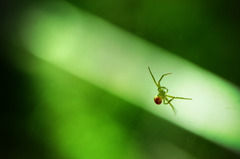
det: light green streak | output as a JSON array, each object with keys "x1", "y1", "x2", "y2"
[{"x1": 20, "y1": 0, "x2": 240, "y2": 152}]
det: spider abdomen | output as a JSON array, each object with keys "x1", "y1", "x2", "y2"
[{"x1": 154, "y1": 96, "x2": 162, "y2": 105}]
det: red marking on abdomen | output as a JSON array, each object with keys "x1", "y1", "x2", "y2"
[{"x1": 154, "y1": 96, "x2": 162, "y2": 105}]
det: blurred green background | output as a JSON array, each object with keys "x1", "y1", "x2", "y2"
[{"x1": 1, "y1": 0, "x2": 240, "y2": 159}]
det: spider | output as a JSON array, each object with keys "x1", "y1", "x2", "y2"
[{"x1": 148, "y1": 67, "x2": 192, "y2": 115}]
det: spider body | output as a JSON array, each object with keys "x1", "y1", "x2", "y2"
[
  {"x1": 154, "y1": 88, "x2": 166, "y2": 104},
  {"x1": 154, "y1": 95, "x2": 162, "y2": 104},
  {"x1": 148, "y1": 67, "x2": 191, "y2": 115}
]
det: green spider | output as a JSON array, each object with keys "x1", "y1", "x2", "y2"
[{"x1": 148, "y1": 67, "x2": 192, "y2": 115}]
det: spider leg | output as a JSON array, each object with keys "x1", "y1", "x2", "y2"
[
  {"x1": 165, "y1": 97, "x2": 176, "y2": 115},
  {"x1": 158, "y1": 73, "x2": 172, "y2": 87},
  {"x1": 161, "y1": 86, "x2": 168, "y2": 93},
  {"x1": 148, "y1": 67, "x2": 159, "y2": 88},
  {"x1": 166, "y1": 95, "x2": 192, "y2": 100},
  {"x1": 167, "y1": 96, "x2": 175, "y2": 104},
  {"x1": 163, "y1": 98, "x2": 168, "y2": 104}
]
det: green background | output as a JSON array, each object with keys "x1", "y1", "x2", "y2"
[{"x1": 1, "y1": 0, "x2": 240, "y2": 159}]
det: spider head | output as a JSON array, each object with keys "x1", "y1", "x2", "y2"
[{"x1": 154, "y1": 95, "x2": 162, "y2": 105}]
